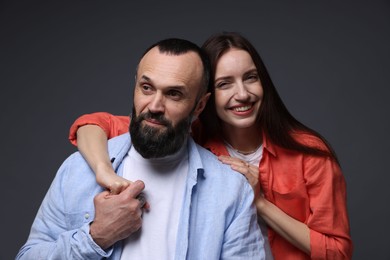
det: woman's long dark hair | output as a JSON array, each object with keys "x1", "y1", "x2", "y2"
[{"x1": 199, "y1": 32, "x2": 339, "y2": 165}]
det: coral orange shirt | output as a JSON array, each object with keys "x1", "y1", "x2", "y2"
[
  {"x1": 69, "y1": 112, "x2": 353, "y2": 259},
  {"x1": 69, "y1": 112, "x2": 130, "y2": 146}
]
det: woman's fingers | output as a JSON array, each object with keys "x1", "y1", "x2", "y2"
[
  {"x1": 218, "y1": 156, "x2": 259, "y2": 190},
  {"x1": 109, "y1": 180, "x2": 131, "y2": 195},
  {"x1": 219, "y1": 155, "x2": 247, "y2": 167},
  {"x1": 219, "y1": 156, "x2": 253, "y2": 174}
]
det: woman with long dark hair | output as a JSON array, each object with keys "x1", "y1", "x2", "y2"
[{"x1": 69, "y1": 32, "x2": 352, "y2": 259}]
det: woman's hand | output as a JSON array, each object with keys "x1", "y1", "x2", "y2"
[
  {"x1": 219, "y1": 157, "x2": 311, "y2": 254},
  {"x1": 95, "y1": 163, "x2": 131, "y2": 195},
  {"x1": 218, "y1": 155, "x2": 262, "y2": 199}
]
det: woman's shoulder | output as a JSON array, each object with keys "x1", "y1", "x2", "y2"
[{"x1": 291, "y1": 131, "x2": 329, "y2": 151}]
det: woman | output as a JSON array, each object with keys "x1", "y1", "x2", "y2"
[{"x1": 69, "y1": 32, "x2": 352, "y2": 259}]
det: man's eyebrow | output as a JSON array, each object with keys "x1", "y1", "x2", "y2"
[
  {"x1": 139, "y1": 74, "x2": 187, "y2": 93},
  {"x1": 140, "y1": 75, "x2": 151, "y2": 82},
  {"x1": 168, "y1": 85, "x2": 186, "y2": 91}
]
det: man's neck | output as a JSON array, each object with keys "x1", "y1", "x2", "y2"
[{"x1": 131, "y1": 139, "x2": 188, "y2": 165}]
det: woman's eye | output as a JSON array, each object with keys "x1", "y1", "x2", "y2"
[
  {"x1": 215, "y1": 81, "x2": 229, "y2": 89},
  {"x1": 246, "y1": 74, "x2": 259, "y2": 82}
]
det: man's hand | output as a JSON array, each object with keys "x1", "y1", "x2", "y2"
[{"x1": 89, "y1": 180, "x2": 146, "y2": 249}]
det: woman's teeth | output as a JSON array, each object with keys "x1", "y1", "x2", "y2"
[{"x1": 233, "y1": 105, "x2": 252, "y2": 112}]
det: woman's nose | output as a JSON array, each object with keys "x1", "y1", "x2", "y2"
[{"x1": 234, "y1": 82, "x2": 250, "y2": 100}]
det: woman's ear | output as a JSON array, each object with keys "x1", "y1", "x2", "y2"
[{"x1": 193, "y1": 92, "x2": 211, "y2": 118}]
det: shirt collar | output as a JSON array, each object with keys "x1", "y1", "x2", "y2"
[
  {"x1": 203, "y1": 132, "x2": 278, "y2": 158},
  {"x1": 187, "y1": 137, "x2": 206, "y2": 181},
  {"x1": 261, "y1": 132, "x2": 277, "y2": 157},
  {"x1": 107, "y1": 133, "x2": 132, "y2": 171},
  {"x1": 107, "y1": 133, "x2": 205, "y2": 181}
]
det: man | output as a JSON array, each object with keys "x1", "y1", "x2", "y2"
[{"x1": 17, "y1": 38, "x2": 265, "y2": 259}]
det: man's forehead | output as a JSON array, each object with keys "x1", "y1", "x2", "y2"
[
  {"x1": 137, "y1": 47, "x2": 203, "y2": 88},
  {"x1": 139, "y1": 47, "x2": 201, "y2": 67}
]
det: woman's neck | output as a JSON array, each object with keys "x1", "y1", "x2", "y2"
[{"x1": 221, "y1": 123, "x2": 262, "y2": 154}]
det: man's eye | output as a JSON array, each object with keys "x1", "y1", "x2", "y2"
[
  {"x1": 167, "y1": 90, "x2": 183, "y2": 99},
  {"x1": 142, "y1": 85, "x2": 153, "y2": 92}
]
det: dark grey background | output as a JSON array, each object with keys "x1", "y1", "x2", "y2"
[{"x1": 1, "y1": 1, "x2": 389, "y2": 259}]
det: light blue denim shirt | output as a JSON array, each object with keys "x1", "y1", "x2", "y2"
[{"x1": 16, "y1": 134, "x2": 265, "y2": 259}]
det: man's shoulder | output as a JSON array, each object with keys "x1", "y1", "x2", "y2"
[
  {"x1": 48, "y1": 151, "x2": 102, "y2": 213},
  {"x1": 56, "y1": 135, "x2": 129, "y2": 191},
  {"x1": 190, "y1": 140, "x2": 248, "y2": 185},
  {"x1": 107, "y1": 133, "x2": 130, "y2": 152},
  {"x1": 189, "y1": 139, "x2": 255, "y2": 214},
  {"x1": 107, "y1": 133, "x2": 131, "y2": 165}
]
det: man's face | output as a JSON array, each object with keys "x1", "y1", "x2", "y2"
[{"x1": 130, "y1": 47, "x2": 206, "y2": 158}]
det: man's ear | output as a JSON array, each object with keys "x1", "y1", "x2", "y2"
[{"x1": 193, "y1": 92, "x2": 211, "y2": 118}]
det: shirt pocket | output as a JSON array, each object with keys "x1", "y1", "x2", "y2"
[
  {"x1": 271, "y1": 180, "x2": 308, "y2": 221},
  {"x1": 271, "y1": 171, "x2": 306, "y2": 194}
]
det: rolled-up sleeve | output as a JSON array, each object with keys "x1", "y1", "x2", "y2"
[
  {"x1": 68, "y1": 112, "x2": 130, "y2": 146},
  {"x1": 304, "y1": 155, "x2": 353, "y2": 259},
  {"x1": 16, "y1": 156, "x2": 113, "y2": 259}
]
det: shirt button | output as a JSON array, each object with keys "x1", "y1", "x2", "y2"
[{"x1": 84, "y1": 213, "x2": 90, "y2": 219}]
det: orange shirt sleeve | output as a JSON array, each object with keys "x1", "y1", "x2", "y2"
[
  {"x1": 68, "y1": 112, "x2": 130, "y2": 146},
  {"x1": 304, "y1": 153, "x2": 353, "y2": 259}
]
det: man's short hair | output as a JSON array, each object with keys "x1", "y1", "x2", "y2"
[{"x1": 138, "y1": 38, "x2": 211, "y2": 96}]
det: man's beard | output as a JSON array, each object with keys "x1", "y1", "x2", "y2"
[{"x1": 129, "y1": 107, "x2": 192, "y2": 158}]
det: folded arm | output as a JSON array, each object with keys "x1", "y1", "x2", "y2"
[
  {"x1": 16, "y1": 157, "x2": 113, "y2": 259},
  {"x1": 17, "y1": 155, "x2": 146, "y2": 259},
  {"x1": 219, "y1": 153, "x2": 352, "y2": 259},
  {"x1": 69, "y1": 112, "x2": 131, "y2": 194}
]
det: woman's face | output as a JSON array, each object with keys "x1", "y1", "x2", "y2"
[{"x1": 213, "y1": 48, "x2": 263, "y2": 130}]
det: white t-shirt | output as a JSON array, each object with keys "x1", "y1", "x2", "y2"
[{"x1": 120, "y1": 144, "x2": 188, "y2": 260}]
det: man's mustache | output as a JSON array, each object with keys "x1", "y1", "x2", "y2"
[{"x1": 139, "y1": 112, "x2": 171, "y2": 126}]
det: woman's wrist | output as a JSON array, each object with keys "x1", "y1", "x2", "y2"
[
  {"x1": 255, "y1": 195, "x2": 268, "y2": 215},
  {"x1": 95, "y1": 162, "x2": 116, "y2": 183},
  {"x1": 95, "y1": 161, "x2": 114, "y2": 174}
]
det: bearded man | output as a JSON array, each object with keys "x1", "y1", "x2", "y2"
[{"x1": 17, "y1": 38, "x2": 265, "y2": 260}]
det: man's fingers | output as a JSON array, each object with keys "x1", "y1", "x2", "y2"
[
  {"x1": 125, "y1": 180, "x2": 145, "y2": 198},
  {"x1": 136, "y1": 193, "x2": 147, "y2": 208},
  {"x1": 117, "y1": 180, "x2": 148, "y2": 209},
  {"x1": 94, "y1": 190, "x2": 111, "y2": 201}
]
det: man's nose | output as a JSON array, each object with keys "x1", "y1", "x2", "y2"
[{"x1": 148, "y1": 92, "x2": 165, "y2": 113}]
